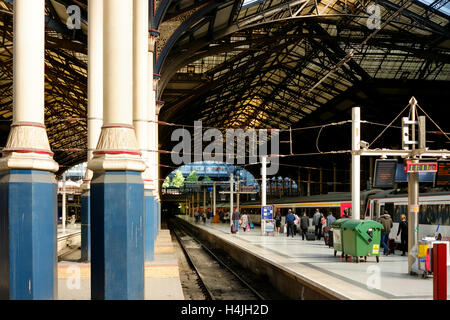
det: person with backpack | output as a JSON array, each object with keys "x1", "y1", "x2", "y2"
[
  {"x1": 300, "y1": 212, "x2": 309, "y2": 240},
  {"x1": 293, "y1": 212, "x2": 300, "y2": 236},
  {"x1": 201, "y1": 210, "x2": 206, "y2": 224},
  {"x1": 378, "y1": 210, "x2": 393, "y2": 256},
  {"x1": 313, "y1": 209, "x2": 323, "y2": 240},
  {"x1": 241, "y1": 212, "x2": 250, "y2": 232},
  {"x1": 274, "y1": 210, "x2": 282, "y2": 235},
  {"x1": 232, "y1": 210, "x2": 240, "y2": 234},
  {"x1": 194, "y1": 208, "x2": 200, "y2": 223},
  {"x1": 323, "y1": 212, "x2": 336, "y2": 246},
  {"x1": 207, "y1": 208, "x2": 212, "y2": 224},
  {"x1": 285, "y1": 209, "x2": 295, "y2": 238},
  {"x1": 396, "y1": 214, "x2": 408, "y2": 256}
]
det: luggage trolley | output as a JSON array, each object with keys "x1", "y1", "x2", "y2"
[
  {"x1": 263, "y1": 219, "x2": 276, "y2": 236},
  {"x1": 261, "y1": 205, "x2": 275, "y2": 236}
]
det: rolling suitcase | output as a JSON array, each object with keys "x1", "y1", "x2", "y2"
[
  {"x1": 328, "y1": 230, "x2": 334, "y2": 247},
  {"x1": 306, "y1": 227, "x2": 315, "y2": 241},
  {"x1": 389, "y1": 238, "x2": 396, "y2": 255},
  {"x1": 231, "y1": 224, "x2": 236, "y2": 234}
]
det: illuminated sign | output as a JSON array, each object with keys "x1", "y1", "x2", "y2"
[
  {"x1": 404, "y1": 161, "x2": 438, "y2": 173},
  {"x1": 435, "y1": 161, "x2": 450, "y2": 187},
  {"x1": 373, "y1": 159, "x2": 397, "y2": 188},
  {"x1": 395, "y1": 164, "x2": 435, "y2": 182}
]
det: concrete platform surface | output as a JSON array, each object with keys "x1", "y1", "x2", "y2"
[
  {"x1": 178, "y1": 215, "x2": 450, "y2": 300},
  {"x1": 57, "y1": 229, "x2": 185, "y2": 300},
  {"x1": 57, "y1": 224, "x2": 81, "y2": 239}
]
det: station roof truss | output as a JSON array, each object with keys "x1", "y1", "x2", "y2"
[
  {"x1": 0, "y1": 0, "x2": 88, "y2": 171},
  {"x1": 159, "y1": 0, "x2": 450, "y2": 131},
  {"x1": 0, "y1": 0, "x2": 449, "y2": 175}
]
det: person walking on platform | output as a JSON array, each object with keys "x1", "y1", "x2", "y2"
[
  {"x1": 342, "y1": 208, "x2": 350, "y2": 219},
  {"x1": 285, "y1": 209, "x2": 295, "y2": 238},
  {"x1": 326, "y1": 211, "x2": 336, "y2": 227},
  {"x1": 219, "y1": 210, "x2": 224, "y2": 223},
  {"x1": 232, "y1": 210, "x2": 240, "y2": 234},
  {"x1": 274, "y1": 210, "x2": 282, "y2": 235},
  {"x1": 207, "y1": 208, "x2": 212, "y2": 224},
  {"x1": 293, "y1": 212, "x2": 300, "y2": 236},
  {"x1": 324, "y1": 212, "x2": 336, "y2": 246},
  {"x1": 241, "y1": 212, "x2": 249, "y2": 232},
  {"x1": 396, "y1": 214, "x2": 408, "y2": 256},
  {"x1": 194, "y1": 208, "x2": 200, "y2": 223},
  {"x1": 300, "y1": 212, "x2": 309, "y2": 240},
  {"x1": 378, "y1": 210, "x2": 393, "y2": 256},
  {"x1": 201, "y1": 210, "x2": 207, "y2": 224},
  {"x1": 313, "y1": 209, "x2": 323, "y2": 240}
]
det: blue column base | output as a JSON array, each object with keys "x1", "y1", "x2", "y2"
[
  {"x1": 90, "y1": 171, "x2": 144, "y2": 300},
  {"x1": 153, "y1": 199, "x2": 158, "y2": 241},
  {"x1": 0, "y1": 170, "x2": 57, "y2": 300},
  {"x1": 80, "y1": 190, "x2": 91, "y2": 262},
  {"x1": 144, "y1": 193, "x2": 155, "y2": 262},
  {"x1": 157, "y1": 201, "x2": 161, "y2": 232}
]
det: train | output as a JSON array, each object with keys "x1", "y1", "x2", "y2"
[{"x1": 234, "y1": 189, "x2": 450, "y2": 241}]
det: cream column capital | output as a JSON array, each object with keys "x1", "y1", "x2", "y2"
[
  {"x1": 0, "y1": 0, "x2": 58, "y2": 172},
  {"x1": 88, "y1": 0, "x2": 145, "y2": 173}
]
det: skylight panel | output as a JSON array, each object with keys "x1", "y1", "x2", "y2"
[
  {"x1": 242, "y1": 0, "x2": 263, "y2": 9},
  {"x1": 415, "y1": 0, "x2": 450, "y2": 16}
]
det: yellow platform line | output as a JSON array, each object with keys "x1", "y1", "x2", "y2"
[{"x1": 58, "y1": 264, "x2": 180, "y2": 279}]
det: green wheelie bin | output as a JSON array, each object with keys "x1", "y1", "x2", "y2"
[
  {"x1": 331, "y1": 219, "x2": 350, "y2": 258},
  {"x1": 341, "y1": 219, "x2": 383, "y2": 263}
]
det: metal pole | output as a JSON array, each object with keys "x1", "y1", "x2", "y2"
[
  {"x1": 230, "y1": 173, "x2": 234, "y2": 226},
  {"x1": 236, "y1": 176, "x2": 240, "y2": 213},
  {"x1": 307, "y1": 169, "x2": 311, "y2": 197},
  {"x1": 213, "y1": 182, "x2": 216, "y2": 218},
  {"x1": 203, "y1": 187, "x2": 206, "y2": 215},
  {"x1": 261, "y1": 156, "x2": 267, "y2": 235},
  {"x1": 408, "y1": 97, "x2": 419, "y2": 274},
  {"x1": 320, "y1": 168, "x2": 323, "y2": 195},
  {"x1": 262, "y1": 156, "x2": 267, "y2": 206},
  {"x1": 352, "y1": 107, "x2": 361, "y2": 220},
  {"x1": 408, "y1": 170, "x2": 419, "y2": 274},
  {"x1": 333, "y1": 164, "x2": 337, "y2": 192},
  {"x1": 62, "y1": 172, "x2": 67, "y2": 233},
  {"x1": 197, "y1": 191, "x2": 200, "y2": 214}
]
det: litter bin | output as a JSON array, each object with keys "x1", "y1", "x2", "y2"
[
  {"x1": 341, "y1": 219, "x2": 383, "y2": 263},
  {"x1": 331, "y1": 219, "x2": 350, "y2": 258}
]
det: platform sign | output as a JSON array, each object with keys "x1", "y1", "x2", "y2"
[
  {"x1": 261, "y1": 205, "x2": 273, "y2": 220},
  {"x1": 395, "y1": 164, "x2": 436, "y2": 182},
  {"x1": 405, "y1": 160, "x2": 438, "y2": 173},
  {"x1": 435, "y1": 160, "x2": 450, "y2": 187},
  {"x1": 373, "y1": 159, "x2": 397, "y2": 188}
]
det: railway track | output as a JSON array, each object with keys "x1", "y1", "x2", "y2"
[
  {"x1": 170, "y1": 220, "x2": 271, "y2": 300},
  {"x1": 58, "y1": 231, "x2": 81, "y2": 261}
]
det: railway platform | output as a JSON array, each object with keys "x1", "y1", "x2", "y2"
[
  {"x1": 177, "y1": 215, "x2": 450, "y2": 300},
  {"x1": 57, "y1": 229, "x2": 185, "y2": 300}
]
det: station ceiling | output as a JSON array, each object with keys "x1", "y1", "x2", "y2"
[{"x1": 0, "y1": 0, "x2": 449, "y2": 179}]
